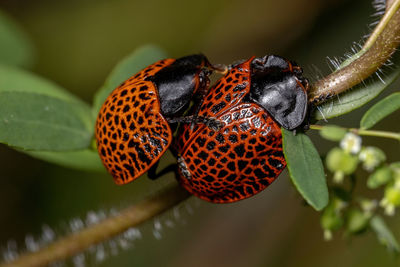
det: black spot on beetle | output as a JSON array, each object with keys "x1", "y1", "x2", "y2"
[
  {"x1": 139, "y1": 85, "x2": 149, "y2": 91},
  {"x1": 206, "y1": 141, "x2": 216, "y2": 151},
  {"x1": 254, "y1": 168, "x2": 267, "y2": 179},
  {"x1": 219, "y1": 144, "x2": 230, "y2": 153},
  {"x1": 124, "y1": 164, "x2": 135, "y2": 176},
  {"x1": 238, "y1": 160, "x2": 248, "y2": 171},
  {"x1": 196, "y1": 137, "x2": 206, "y2": 147},
  {"x1": 234, "y1": 144, "x2": 245, "y2": 157},
  {"x1": 216, "y1": 133, "x2": 225, "y2": 144},
  {"x1": 255, "y1": 144, "x2": 266, "y2": 152},
  {"x1": 227, "y1": 162, "x2": 235, "y2": 171},
  {"x1": 228, "y1": 134, "x2": 238, "y2": 143},
  {"x1": 207, "y1": 158, "x2": 216, "y2": 166},
  {"x1": 218, "y1": 170, "x2": 229, "y2": 178},
  {"x1": 204, "y1": 175, "x2": 215, "y2": 182},
  {"x1": 211, "y1": 102, "x2": 226, "y2": 114},
  {"x1": 139, "y1": 93, "x2": 151, "y2": 100},
  {"x1": 197, "y1": 151, "x2": 209, "y2": 161}
]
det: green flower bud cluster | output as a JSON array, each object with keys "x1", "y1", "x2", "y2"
[
  {"x1": 320, "y1": 193, "x2": 373, "y2": 240},
  {"x1": 379, "y1": 163, "x2": 400, "y2": 216},
  {"x1": 320, "y1": 197, "x2": 345, "y2": 240},
  {"x1": 318, "y1": 124, "x2": 399, "y2": 246}
]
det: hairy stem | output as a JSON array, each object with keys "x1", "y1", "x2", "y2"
[
  {"x1": 310, "y1": 124, "x2": 400, "y2": 141},
  {"x1": 364, "y1": 0, "x2": 400, "y2": 50},
  {"x1": 0, "y1": 186, "x2": 190, "y2": 267},
  {"x1": 310, "y1": 0, "x2": 400, "y2": 103},
  {"x1": 387, "y1": 0, "x2": 396, "y2": 11}
]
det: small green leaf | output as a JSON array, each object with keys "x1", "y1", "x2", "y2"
[
  {"x1": 93, "y1": 45, "x2": 167, "y2": 113},
  {"x1": 319, "y1": 125, "x2": 347, "y2": 141},
  {"x1": 360, "y1": 92, "x2": 400, "y2": 129},
  {"x1": 26, "y1": 149, "x2": 104, "y2": 172},
  {"x1": 321, "y1": 200, "x2": 344, "y2": 231},
  {"x1": 282, "y1": 129, "x2": 329, "y2": 211},
  {"x1": 314, "y1": 60, "x2": 400, "y2": 121},
  {"x1": 0, "y1": 92, "x2": 92, "y2": 151},
  {"x1": 346, "y1": 208, "x2": 370, "y2": 234},
  {"x1": 384, "y1": 186, "x2": 400, "y2": 207},
  {"x1": 0, "y1": 9, "x2": 34, "y2": 67},
  {"x1": 367, "y1": 166, "x2": 392, "y2": 189},
  {"x1": 370, "y1": 215, "x2": 400, "y2": 253}
]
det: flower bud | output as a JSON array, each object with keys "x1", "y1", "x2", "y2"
[
  {"x1": 321, "y1": 198, "x2": 345, "y2": 236},
  {"x1": 380, "y1": 185, "x2": 400, "y2": 216},
  {"x1": 346, "y1": 208, "x2": 370, "y2": 234},
  {"x1": 326, "y1": 148, "x2": 358, "y2": 175},
  {"x1": 367, "y1": 166, "x2": 393, "y2": 189},
  {"x1": 340, "y1": 133, "x2": 362, "y2": 154},
  {"x1": 359, "y1": 146, "x2": 386, "y2": 171},
  {"x1": 359, "y1": 198, "x2": 377, "y2": 216}
]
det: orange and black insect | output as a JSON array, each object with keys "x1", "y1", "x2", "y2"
[
  {"x1": 96, "y1": 54, "x2": 219, "y2": 185},
  {"x1": 174, "y1": 55, "x2": 309, "y2": 203}
]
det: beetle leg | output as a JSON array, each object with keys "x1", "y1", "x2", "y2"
[
  {"x1": 147, "y1": 161, "x2": 177, "y2": 180},
  {"x1": 190, "y1": 68, "x2": 211, "y2": 130}
]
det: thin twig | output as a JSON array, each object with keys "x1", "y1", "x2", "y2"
[
  {"x1": 309, "y1": 124, "x2": 400, "y2": 141},
  {"x1": 0, "y1": 186, "x2": 190, "y2": 267},
  {"x1": 3, "y1": 1, "x2": 400, "y2": 267}
]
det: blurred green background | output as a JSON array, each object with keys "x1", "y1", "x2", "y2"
[{"x1": 0, "y1": 0, "x2": 399, "y2": 266}]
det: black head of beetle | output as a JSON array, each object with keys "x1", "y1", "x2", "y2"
[
  {"x1": 146, "y1": 54, "x2": 214, "y2": 117},
  {"x1": 248, "y1": 55, "x2": 309, "y2": 130}
]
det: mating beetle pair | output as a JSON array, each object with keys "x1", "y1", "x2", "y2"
[{"x1": 95, "y1": 54, "x2": 309, "y2": 203}]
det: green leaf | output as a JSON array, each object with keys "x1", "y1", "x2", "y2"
[
  {"x1": 0, "y1": 92, "x2": 92, "y2": 151},
  {"x1": 0, "y1": 64, "x2": 83, "y2": 101},
  {"x1": 0, "y1": 9, "x2": 34, "y2": 67},
  {"x1": 282, "y1": 129, "x2": 329, "y2": 211},
  {"x1": 346, "y1": 208, "x2": 370, "y2": 234},
  {"x1": 93, "y1": 45, "x2": 167, "y2": 113},
  {"x1": 0, "y1": 64, "x2": 95, "y2": 135},
  {"x1": 319, "y1": 125, "x2": 347, "y2": 141},
  {"x1": 360, "y1": 92, "x2": 400, "y2": 129},
  {"x1": 26, "y1": 149, "x2": 104, "y2": 172},
  {"x1": 370, "y1": 215, "x2": 400, "y2": 253},
  {"x1": 314, "y1": 59, "x2": 400, "y2": 121}
]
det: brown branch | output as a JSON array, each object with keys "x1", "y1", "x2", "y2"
[
  {"x1": 310, "y1": 1, "x2": 400, "y2": 103},
  {"x1": 0, "y1": 186, "x2": 190, "y2": 267}
]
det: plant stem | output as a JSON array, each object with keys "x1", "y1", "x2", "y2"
[
  {"x1": 363, "y1": 0, "x2": 400, "y2": 50},
  {"x1": 387, "y1": 0, "x2": 396, "y2": 11},
  {"x1": 0, "y1": 186, "x2": 190, "y2": 267},
  {"x1": 310, "y1": 0, "x2": 400, "y2": 103},
  {"x1": 309, "y1": 125, "x2": 400, "y2": 141},
  {"x1": 353, "y1": 129, "x2": 400, "y2": 141}
]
